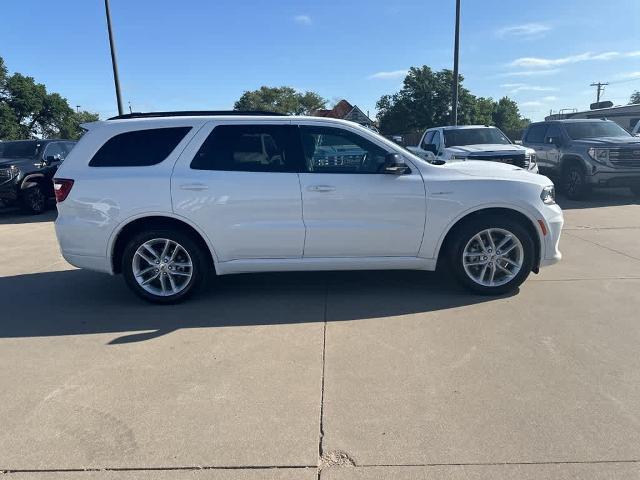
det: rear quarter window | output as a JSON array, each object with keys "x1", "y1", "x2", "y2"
[{"x1": 89, "y1": 127, "x2": 191, "y2": 167}]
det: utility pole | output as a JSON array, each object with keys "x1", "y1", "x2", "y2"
[
  {"x1": 590, "y1": 82, "x2": 608, "y2": 104},
  {"x1": 451, "y1": 0, "x2": 461, "y2": 125},
  {"x1": 104, "y1": 0, "x2": 124, "y2": 116}
]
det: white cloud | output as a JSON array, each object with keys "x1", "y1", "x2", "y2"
[
  {"x1": 615, "y1": 71, "x2": 640, "y2": 80},
  {"x1": 497, "y1": 23, "x2": 551, "y2": 38},
  {"x1": 500, "y1": 83, "x2": 558, "y2": 93},
  {"x1": 500, "y1": 69, "x2": 562, "y2": 77},
  {"x1": 293, "y1": 15, "x2": 311, "y2": 26},
  {"x1": 510, "y1": 50, "x2": 640, "y2": 69},
  {"x1": 368, "y1": 69, "x2": 408, "y2": 80},
  {"x1": 520, "y1": 101, "x2": 543, "y2": 107},
  {"x1": 542, "y1": 96, "x2": 558, "y2": 102}
]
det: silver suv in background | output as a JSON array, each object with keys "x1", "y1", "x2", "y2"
[
  {"x1": 408, "y1": 125, "x2": 539, "y2": 173},
  {"x1": 522, "y1": 119, "x2": 640, "y2": 199}
]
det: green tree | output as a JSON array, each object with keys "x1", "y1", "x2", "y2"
[
  {"x1": 376, "y1": 66, "x2": 476, "y2": 134},
  {"x1": 492, "y1": 97, "x2": 529, "y2": 140},
  {"x1": 0, "y1": 55, "x2": 98, "y2": 140},
  {"x1": 630, "y1": 90, "x2": 640, "y2": 104},
  {"x1": 375, "y1": 66, "x2": 529, "y2": 140},
  {"x1": 234, "y1": 86, "x2": 327, "y2": 115}
]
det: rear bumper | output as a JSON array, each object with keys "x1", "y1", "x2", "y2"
[{"x1": 60, "y1": 251, "x2": 112, "y2": 274}]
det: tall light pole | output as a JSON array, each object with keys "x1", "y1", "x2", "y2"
[
  {"x1": 104, "y1": 0, "x2": 124, "y2": 116},
  {"x1": 451, "y1": 0, "x2": 461, "y2": 125}
]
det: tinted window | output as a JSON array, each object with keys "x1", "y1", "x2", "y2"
[
  {"x1": 0, "y1": 141, "x2": 39, "y2": 159},
  {"x1": 565, "y1": 121, "x2": 631, "y2": 139},
  {"x1": 300, "y1": 126, "x2": 389, "y2": 173},
  {"x1": 90, "y1": 127, "x2": 191, "y2": 167},
  {"x1": 191, "y1": 125, "x2": 299, "y2": 172},
  {"x1": 421, "y1": 131, "x2": 435, "y2": 148},
  {"x1": 525, "y1": 124, "x2": 548, "y2": 143},
  {"x1": 443, "y1": 127, "x2": 511, "y2": 147},
  {"x1": 544, "y1": 124, "x2": 562, "y2": 142},
  {"x1": 44, "y1": 142, "x2": 67, "y2": 160}
]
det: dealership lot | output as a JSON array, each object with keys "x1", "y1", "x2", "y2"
[{"x1": 1, "y1": 191, "x2": 640, "y2": 479}]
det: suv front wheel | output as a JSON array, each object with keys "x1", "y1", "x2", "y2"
[
  {"x1": 561, "y1": 163, "x2": 590, "y2": 200},
  {"x1": 122, "y1": 230, "x2": 209, "y2": 304},
  {"x1": 448, "y1": 216, "x2": 535, "y2": 295},
  {"x1": 19, "y1": 184, "x2": 47, "y2": 214}
]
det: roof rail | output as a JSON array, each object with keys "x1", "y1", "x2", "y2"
[{"x1": 107, "y1": 110, "x2": 287, "y2": 120}]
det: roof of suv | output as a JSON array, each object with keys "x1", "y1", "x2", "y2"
[
  {"x1": 531, "y1": 118, "x2": 616, "y2": 124},
  {"x1": 428, "y1": 125, "x2": 493, "y2": 131},
  {"x1": 107, "y1": 110, "x2": 286, "y2": 120}
]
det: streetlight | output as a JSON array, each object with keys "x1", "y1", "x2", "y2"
[
  {"x1": 104, "y1": 0, "x2": 124, "y2": 116},
  {"x1": 451, "y1": 0, "x2": 461, "y2": 125}
]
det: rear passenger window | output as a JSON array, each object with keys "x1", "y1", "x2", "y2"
[
  {"x1": 89, "y1": 127, "x2": 191, "y2": 167},
  {"x1": 525, "y1": 124, "x2": 548, "y2": 143},
  {"x1": 191, "y1": 125, "x2": 299, "y2": 172}
]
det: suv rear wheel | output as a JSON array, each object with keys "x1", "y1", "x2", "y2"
[
  {"x1": 122, "y1": 229, "x2": 209, "y2": 304},
  {"x1": 561, "y1": 163, "x2": 589, "y2": 200},
  {"x1": 448, "y1": 216, "x2": 535, "y2": 295}
]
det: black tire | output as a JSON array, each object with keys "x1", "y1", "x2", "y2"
[
  {"x1": 122, "y1": 229, "x2": 210, "y2": 304},
  {"x1": 561, "y1": 163, "x2": 590, "y2": 200},
  {"x1": 448, "y1": 216, "x2": 535, "y2": 295},
  {"x1": 19, "y1": 184, "x2": 47, "y2": 214}
]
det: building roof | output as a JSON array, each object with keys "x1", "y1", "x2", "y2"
[{"x1": 312, "y1": 100, "x2": 374, "y2": 126}]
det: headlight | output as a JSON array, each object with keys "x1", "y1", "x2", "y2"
[
  {"x1": 540, "y1": 185, "x2": 556, "y2": 205},
  {"x1": 588, "y1": 148, "x2": 609, "y2": 164},
  {"x1": 451, "y1": 155, "x2": 468, "y2": 160},
  {"x1": 0, "y1": 165, "x2": 19, "y2": 181}
]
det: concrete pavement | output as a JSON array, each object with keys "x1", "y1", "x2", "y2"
[{"x1": 1, "y1": 190, "x2": 639, "y2": 479}]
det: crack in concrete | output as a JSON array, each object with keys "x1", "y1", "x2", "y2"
[{"x1": 316, "y1": 277, "x2": 329, "y2": 479}]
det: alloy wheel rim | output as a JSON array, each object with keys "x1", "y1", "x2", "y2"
[
  {"x1": 132, "y1": 238, "x2": 193, "y2": 297},
  {"x1": 462, "y1": 228, "x2": 524, "y2": 287},
  {"x1": 567, "y1": 170, "x2": 580, "y2": 194}
]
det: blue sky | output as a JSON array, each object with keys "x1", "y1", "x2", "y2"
[{"x1": 1, "y1": 0, "x2": 639, "y2": 121}]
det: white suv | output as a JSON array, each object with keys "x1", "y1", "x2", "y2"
[{"x1": 53, "y1": 111, "x2": 563, "y2": 303}]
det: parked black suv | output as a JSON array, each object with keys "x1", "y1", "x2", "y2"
[
  {"x1": 0, "y1": 139, "x2": 76, "y2": 213},
  {"x1": 522, "y1": 119, "x2": 640, "y2": 199}
]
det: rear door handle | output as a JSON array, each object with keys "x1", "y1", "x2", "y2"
[
  {"x1": 180, "y1": 183, "x2": 209, "y2": 191},
  {"x1": 307, "y1": 185, "x2": 336, "y2": 192}
]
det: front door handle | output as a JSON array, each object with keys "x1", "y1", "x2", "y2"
[
  {"x1": 180, "y1": 183, "x2": 209, "y2": 191},
  {"x1": 307, "y1": 185, "x2": 336, "y2": 192}
]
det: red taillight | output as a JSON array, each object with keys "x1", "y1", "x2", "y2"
[{"x1": 53, "y1": 178, "x2": 74, "y2": 203}]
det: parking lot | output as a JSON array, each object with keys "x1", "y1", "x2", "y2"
[{"x1": 1, "y1": 191, "x2": 639, "y2": 479}]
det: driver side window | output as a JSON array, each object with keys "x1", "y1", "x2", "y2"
[
  {"x1": 300, "y1": 126, "x2": 388, "y2": 174},
  {"x1": 421, "y1": 131, "x2": 435, "y2": 149}
]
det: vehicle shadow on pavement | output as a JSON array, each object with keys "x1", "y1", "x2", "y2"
[
  {"x1": 557, "y1": 189, "x2": 638, "y2": 210},
  {"x1": 0, "y1": 269, "x2": 511, "y2": 344},
  {"x1": 0, "y1": 206, "x2": 57, "y2": 224}
]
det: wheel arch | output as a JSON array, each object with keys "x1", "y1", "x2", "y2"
[
  {"x1": 560, "y1": 154, "x2": 588, "y2": 173},
  {"x1": 109, "y1": 214, "x2": 217, "y2": 274},
  {"x1": 435, "y1": 207, "x2": 542, "y2": 273}
]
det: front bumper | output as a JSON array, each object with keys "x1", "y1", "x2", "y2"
[
  {"x1": 0, "y1": 179, "x2": 19, "y2": 201},
  {"x1": 539, "y1": 204, "x2": 563, "y2": 268},
  {"x1": 585, "y1": 165, "x2": 640, "y2": 187}
]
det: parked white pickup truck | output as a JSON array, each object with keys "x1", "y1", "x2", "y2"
[{"x1": 407, "y1": 125, "x2": 539, "y2": 173}]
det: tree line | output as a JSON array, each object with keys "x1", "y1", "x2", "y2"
[{"x1": 0, "y1": 56, "x2": 98, "y2": 141}]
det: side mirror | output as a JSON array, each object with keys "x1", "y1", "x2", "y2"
[
  {"x1": 383, "y1": 153, "x2": 411, "y2": 175},
  {"x1": 422, "y1": 143, "x2": 438, "y2": 154}
]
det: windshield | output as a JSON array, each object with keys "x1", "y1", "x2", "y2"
[
  {"x1": 443, "y1": 127, "x2": 511, "y2": 147},
  {"x1": 0, "y1": 141, "x2": 40, "y2": 159},
  {"x1": 565, "y1": 122, "x2": 631, "y2": 139}
]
